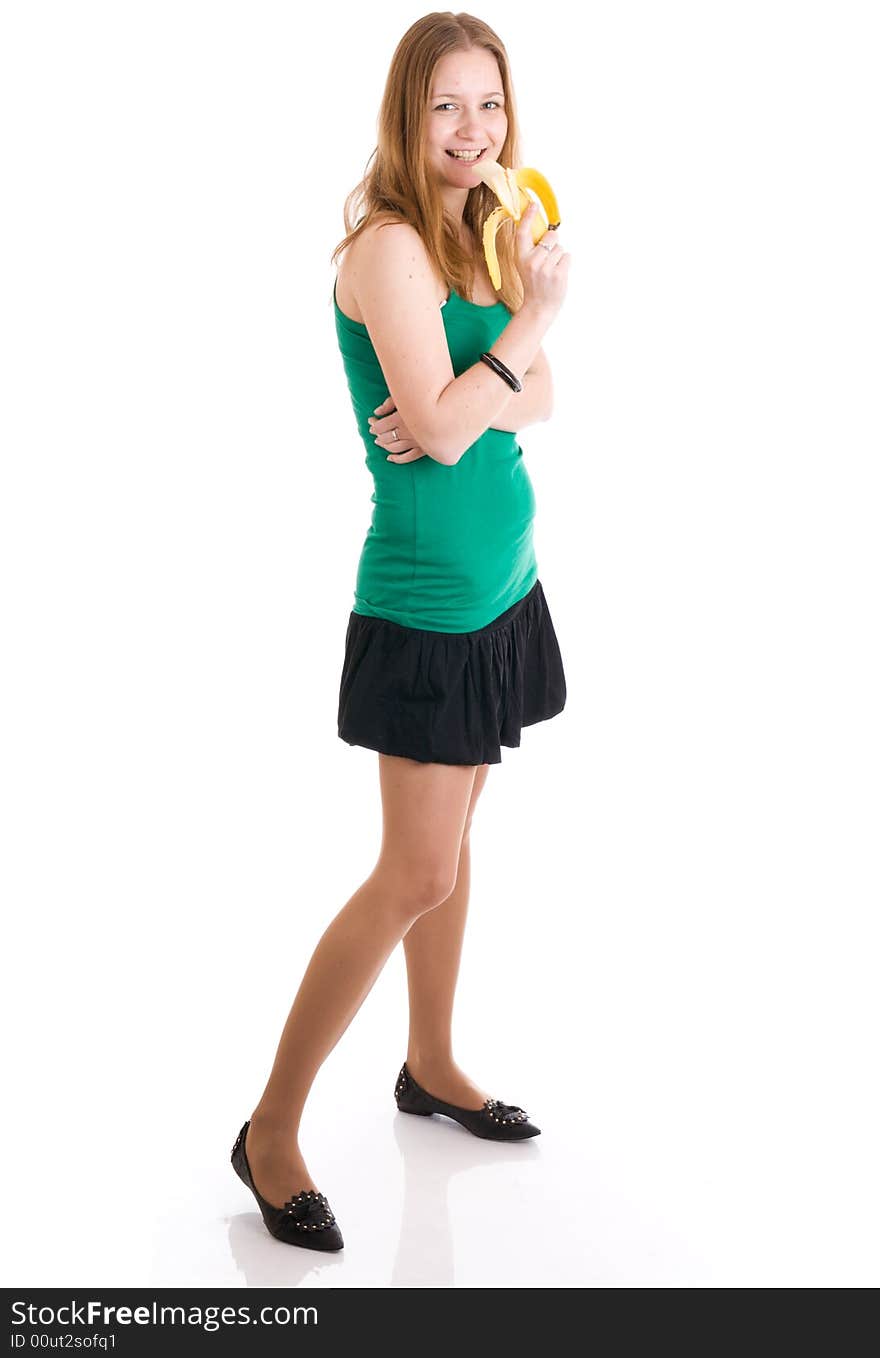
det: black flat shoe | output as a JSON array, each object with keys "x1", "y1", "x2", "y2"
[
  {"x1": 231, "y1": 1121, "x2": 344, "y2": 1251},
  {"x1": 394, "y1": 1062, "x2": 541, "y2": 1141}
]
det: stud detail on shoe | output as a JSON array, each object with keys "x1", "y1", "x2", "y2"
[
  {"x1": 282, "y1": 1188, "x2": 337, "y2": 1231},
  {"x1": 482, "y1": 1096, "x2": 529, "y2": 1125}
]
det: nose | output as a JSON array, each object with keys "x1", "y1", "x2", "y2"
[{"x1": 456, "y1": 116, "x2": 484, "y2": 141}]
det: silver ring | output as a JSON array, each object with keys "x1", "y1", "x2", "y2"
[
  {"x1": 391, "y1": 427, "x2": 399, "y2": 440},
  {"x1": 539, "y1": 241, "x2": 556, "y2": 253}
]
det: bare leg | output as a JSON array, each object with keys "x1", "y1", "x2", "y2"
[
  {"x1": 244, "y1": 754, "x2": 479, "y2": 1207},
  {"x1": 402, "y1": 763, "x2": 492, "y2": 1109}
]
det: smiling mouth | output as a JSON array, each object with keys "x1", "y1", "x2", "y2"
[{"x1": 445, "y1": 148, "x2": 487, "y2": 161}]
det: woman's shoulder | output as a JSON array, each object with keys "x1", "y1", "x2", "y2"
[
  {"x1": 339, "y1": 216, "x2": 444, "y2": 318},
  {"x1": 356, "y1": 211, "x2": 425, "y2": 252}
]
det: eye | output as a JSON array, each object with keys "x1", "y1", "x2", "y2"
[{"x1": 434, "y1": 101, "x2": 503, "y2": 111}]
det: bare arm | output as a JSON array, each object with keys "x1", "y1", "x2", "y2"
[
  {"x1": 488, "y1": 345, "x2": 553, "y2": 433},
  {"x1": 354, "y1": 222, "x2": 555, "y2": 466}
]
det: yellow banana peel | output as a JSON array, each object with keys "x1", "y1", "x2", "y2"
[{"x1": 471, "y1": 158, "x2": 561, "y2": 291}]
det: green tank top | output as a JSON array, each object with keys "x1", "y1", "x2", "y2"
[{"x1": 333, "y1": 278, "x2": 538, "y2": 632}]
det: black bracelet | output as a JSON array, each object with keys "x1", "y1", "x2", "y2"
[{"x1": 479, "y1": 350, "x2": 523, "y2": 393}]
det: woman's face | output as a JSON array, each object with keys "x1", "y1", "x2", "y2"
[{"x1": 425, "y1": 48, "x2": 508, "y2": 195}]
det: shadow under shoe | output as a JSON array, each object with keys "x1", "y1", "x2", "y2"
[
  {"x1": 231, "y1": 1121, "x2": 344, "y2": 1251},
  {"x1": 394, "y1": 1062, "x2": 541, "y2": 1141}
]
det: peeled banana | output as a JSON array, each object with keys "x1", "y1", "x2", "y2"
[{"x1": 471, "y1": 158, "x2": 561, "y2": 291}]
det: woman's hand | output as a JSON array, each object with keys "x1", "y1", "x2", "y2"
[
  {"x1": 517, "y1": 201, "x2": 571, "y2": 317},
  {"x1": 368, "y1": 396, "x2": 428, "y2": 463}
]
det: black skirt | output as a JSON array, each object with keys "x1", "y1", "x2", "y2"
[{"x1": 337, "y1": 578, "x2": 566, "y2": 766}]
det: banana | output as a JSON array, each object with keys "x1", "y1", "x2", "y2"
[{"x1": 471, "y1": 158, "x2": 561, "y2": 291}]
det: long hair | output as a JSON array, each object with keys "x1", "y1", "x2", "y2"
[{"x1": 330, "y1": 12, "x2": 527, "y2": 313}]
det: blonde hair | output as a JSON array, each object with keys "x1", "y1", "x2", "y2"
[{"x1": 330, "y1": 11, "x2": 527, "y2": 313}]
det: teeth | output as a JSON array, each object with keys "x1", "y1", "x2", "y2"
[
  {"x1": 448, "y1": 148, "x2": 484, "y2": 160},
  {"x1": 468, "y1": 157, "x2": 561, "y2": 291}
]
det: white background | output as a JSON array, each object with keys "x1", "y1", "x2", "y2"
[{"x1": 2, "y1": 1, "x2": 878, "y2": 1288}]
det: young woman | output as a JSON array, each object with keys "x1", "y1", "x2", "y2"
[{"x1": 231, "y1": 13, "x2": 571, "y2": 1251}]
